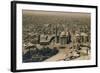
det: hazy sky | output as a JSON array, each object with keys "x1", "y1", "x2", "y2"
[{"x1": 22, "y1": 10, "x2": 90, "y2": 17}]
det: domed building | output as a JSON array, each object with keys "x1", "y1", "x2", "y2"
[
  {"x1": 74, "y1": 32, "x2": 89, "y2": 44},
  {"x1": 59, "y1": 31, "x2": 72, "y2": 45},
  {"x1": 80, "y1": 32, "x2": 89, "y2": 43}
]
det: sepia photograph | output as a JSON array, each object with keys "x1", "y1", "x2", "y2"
[
  {"x1": 22, "y1": 10, "x2": 91, "y2": 63},
  {"x1": 11, "y1": 1, "x2": 97, "y2": 72}
]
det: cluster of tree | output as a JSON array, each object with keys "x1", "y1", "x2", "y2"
[{"x1": 23, "y1": 47, "x2": 59, "y2": 62}]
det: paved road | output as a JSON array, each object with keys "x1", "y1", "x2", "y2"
[
  {"x1": 44, "y1": 45, "x2": 90, "y2": 62},
  {"x1": 44, "y1": 48, "x2": 70, "y2": 62}
]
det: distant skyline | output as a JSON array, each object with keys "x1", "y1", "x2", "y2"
[
  {"x1": 22, "y1": 10, "x2": 90, "y2": 26},
  {"x1": 22, "y1": 10, "x2": 90, "y2": 17}
]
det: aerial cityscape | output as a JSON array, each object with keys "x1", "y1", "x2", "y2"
[{"x1": 22, "y1": 10, "x2": 91, "y2": 63}]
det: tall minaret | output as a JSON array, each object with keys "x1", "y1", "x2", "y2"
[{"x1": 55, "y1": 24, "x2": 58, "y2": 43}]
